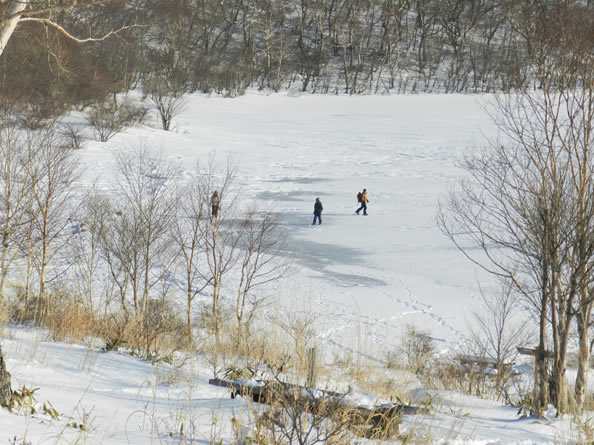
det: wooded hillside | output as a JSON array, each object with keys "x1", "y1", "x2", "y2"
[{"x1": 0, "y1": 0, "x2": 592, "y2": 114}]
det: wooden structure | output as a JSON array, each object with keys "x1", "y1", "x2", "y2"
[
  {"x1": 457, "y1": 354, "x2": 516, "y2": 376},
  {"x1": 516, "y1": 347, "x2": 554, "y2": 359},
  {"x1": 208, "y1": 377, "x2": 427, "y2": 438}
]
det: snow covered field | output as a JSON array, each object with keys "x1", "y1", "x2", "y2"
[{"x1": 0, "y1": 93, "x2": 588, "y2": 444}]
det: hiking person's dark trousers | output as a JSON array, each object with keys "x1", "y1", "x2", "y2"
[
  {"x1": 356, "y1": 203, "x2": 367, "y2": 215},
  {"x1": 313, "y1": 213, "x2": 321, "y2": 225}
]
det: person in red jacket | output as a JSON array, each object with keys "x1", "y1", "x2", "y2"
[{"x1": 356, "y1": 189, "x2": 368, "y2": 215}]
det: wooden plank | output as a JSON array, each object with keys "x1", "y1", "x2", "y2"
[
  {"x1": 458, "y1": 355, "x2": 514, "y2": 370},
  {"x1": 208, "y1": 377, "x2": 427, "y2": 416},
  {"x1": 517, "y1": 347, "x2": 554, "y2": 358},
  {"x1": 208, "y1": 378, "x2": 269, "y2": 403}
]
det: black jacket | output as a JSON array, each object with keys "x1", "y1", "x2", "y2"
[{"x1": 314, "y1": 200, "x2": 323, "y2": 214}]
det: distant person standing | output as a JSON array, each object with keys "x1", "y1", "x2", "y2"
[
  {"x1": 211, "y1": 191, "x2": 220, "y2": 218},
  {"x1": 356, "y1": 189, "x2": 368, "y2": 215},
  {"x1": 312, "y1": 197, "x2": 323, "y2": 225}
]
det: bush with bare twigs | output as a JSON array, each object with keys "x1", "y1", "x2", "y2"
[
  {"x1": 124, "y1": 299, "x2": 189, "y2": 362},
  {"x1": 87, "y1": 97, "x2": 148, "y2": 142},
  {"x1": 399, "y1": 324, "x2": 434, "y2": 376}
]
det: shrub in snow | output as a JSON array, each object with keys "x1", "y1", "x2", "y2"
[
  {"x1": 59, "y1": 123, "x2": 85, "y2": 149},
  {"x1": 399, "y1": 324, "x2": 434, "y2": 375},
  {"x1": 87, "y1": 98, "x2": 148, "y2": 142}
]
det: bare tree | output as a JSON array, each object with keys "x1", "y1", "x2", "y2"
[
  {"x1": 108, "y1": 146, "x2": 180, "y2": 316},
  {"x1": 196, "y1": 158, "x2": 242, "y2": 347},
  {"x1": 0, "y1": 1, "x2": 30, "y2": 55},
  {"x1": 0, "y1": 0, "x2": 140, "y2": 57},
  {"x1": 27, "y1": 126, "x2": 81, "y2": 312},
  {"x1": 544, "y1": 4, "x2": 594, "y2": 414},
  {"x1": 70, "y1": 192, "x2": 117, "y2": 316},
  {"x1": 254, "y1": 0, "x2": 291, "y2": 91},
  {"x1": 0, "y1": 124, "x2": 35, "y2": 301},
  {"x1": 467, "y1": 282, "x2": 531, "y2": 401},
  {"x1": 376, "y1": 0, "x2": 411, "y2": 92},
  {"x1": 143, "y1": 76, "x2": 187, "y2": 131},
  {"x1": 171, "y1": 155, "x2": 290, "y2": 350},
  {"x1": 170, "y1": 180, "x2": 210, "y2": 347},
  {"x1": 232, "y1": 207, "x2": 289, "y2": 341},
  {"x1": 93, "y1": 195, "x2": 133, "y2": 318},
  {"x1": 438, "y1": 2, "x2": 594, "y2": 416},
  {"x1": 512, "y1": 1, "x2": 594, "y2": 414},
  {"x1": 88, "y1": 146, "x2": 179, "y2": 322},
  {"x1": 411, "y1": 0, "x2": 442, "y2": 90},
  {"x1": 437, "y1": 109, "x2": 566, "y2": 414}
]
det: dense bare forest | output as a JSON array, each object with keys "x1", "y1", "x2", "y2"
[{"x1": 1, "y1": 0, "x2": 592, "y2": 118}]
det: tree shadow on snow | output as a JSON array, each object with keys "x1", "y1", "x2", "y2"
[{"x1": 274, "y1": 211, "x2": 386, "y2": 288}]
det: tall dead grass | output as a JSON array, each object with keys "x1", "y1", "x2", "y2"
[{"x1": 6, "y1": 290, "x2": 190, "y2": 363}]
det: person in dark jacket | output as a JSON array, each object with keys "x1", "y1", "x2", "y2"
[
  {"x1": 211, "y1": 191, "x2": 220, "y2": 217},
  {"x1": 356, "y1": 189, "x2": 369, "y2": 215},
  {"x1": 312, "y1": 198, "x2": 323, "y2": 225}
]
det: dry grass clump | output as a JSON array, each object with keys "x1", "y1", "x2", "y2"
[
  {"x1": 357, "y1": 367, "x2": 412, "y2": 401},
  {"x1": 119, "y1": 299, "x2": 189, "y2": 362},
  {"x1": 45, "y1": 294, "x2": 101, "y2": 344},
  {"x1": 8, "y1": 290, "x2": 101, "y2": 343},
  {"x1": 583, "y1": 393, "x2": 594, "y2": 412},
  {"x1": 422, "y1": 358, "x2": 468, "y2": 392},
  {"x1": 203, "y1": 322, "x2": 298, "y2": 383},
  {"x1": 198, "y1": 309, "x2": 329, "y2": 385},
  {"x1": 0, "y1": 299, "x2": 12, "y2": 332},
  {"x1": 6, "y1": 289, "x2": 191, "y2": 364},
  {"x1": 573, "y1": 413, "x2": 594, "y2": 444},
  {"x1": 327, "y1": 351, "x2": 411, "y2": 401}
]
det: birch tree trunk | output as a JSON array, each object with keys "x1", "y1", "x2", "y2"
[
  {"x1": 575, "y1": 305, "x2": 593, "y2": 411},
  {"x1": 0, "y1": 1, "x2": 29, "y2": 57},
  {"x1": 0, "y1": 347, "x2": 11, "y2": 407}
]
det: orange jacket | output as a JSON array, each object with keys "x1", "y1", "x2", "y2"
[{"x1": 361, "y1": 191, "x2": 367, "y2": 203}]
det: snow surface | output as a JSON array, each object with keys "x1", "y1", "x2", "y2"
[{"x1": 0, "y1": 92, "x2": 588, "y2": 443}]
